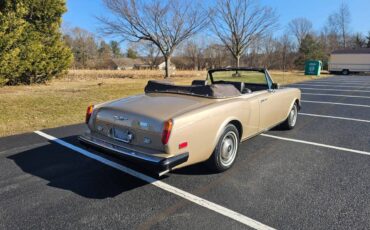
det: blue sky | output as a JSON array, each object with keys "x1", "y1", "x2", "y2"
[{"x1": 63, "y1": 0, "x2": 370, "y2": 39}]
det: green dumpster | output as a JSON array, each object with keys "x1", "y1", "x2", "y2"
[{"x1": 305, "y1": 60, "x2": 322, "y2": 76}]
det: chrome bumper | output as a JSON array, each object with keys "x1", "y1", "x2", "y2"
[{"x1": 78, "y1": 134, "x2": 189, "y2": 176}]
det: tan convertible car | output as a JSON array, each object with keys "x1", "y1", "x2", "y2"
[{"x1": 79, "y1": 68, "x2": 301, "y2": 176}]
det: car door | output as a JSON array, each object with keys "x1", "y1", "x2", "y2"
[{"x1": 258, "y1": 89, "x2": 284, "y2": 131}]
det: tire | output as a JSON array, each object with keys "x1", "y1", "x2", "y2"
[
  {"x1": 342, "y1": 69, "x2": 350, "y2": 75},
  {"x1": 281, "y1": 103, "x2": 298, "y2": 130},
  {"x1": 208, "y1": 124, "x2": 239, "y2": 172}
]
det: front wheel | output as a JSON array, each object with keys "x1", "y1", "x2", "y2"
[
  {"x1": 208, "y1": 124, "x2": 239, "y2": 172},
  {"x1": 281, "y1": 103, "x2": 298, "y2": 130}
]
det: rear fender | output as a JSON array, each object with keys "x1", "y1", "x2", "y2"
[{"x1": 210, "y1": 117, "x2": 242, "y2": 158}]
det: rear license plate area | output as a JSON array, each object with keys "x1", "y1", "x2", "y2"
[{"x1": 111, "y1": 128, "x2": 133, "y2": 143}]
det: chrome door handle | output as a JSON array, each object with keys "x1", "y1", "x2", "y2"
[{"x1": 261, "y1": 98, "x2": 268, "y2": 103}]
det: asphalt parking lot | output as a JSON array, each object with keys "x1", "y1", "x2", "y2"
[{"x1": 1, "y1": 75, "x2": 369, "y2": 230}]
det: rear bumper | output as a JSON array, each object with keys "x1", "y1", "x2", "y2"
[{"x1": 78, "y1": 134, "x2": 188, "y2": 176}]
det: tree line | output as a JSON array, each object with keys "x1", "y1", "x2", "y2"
[
  {"x1": 1, "y1": 0, "x2": 370, "y2": 84},
  {"x1": 69, "y1": 0, "x2": 370, "y2": 75}
]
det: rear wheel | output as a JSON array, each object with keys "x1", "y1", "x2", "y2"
[
  {"x1": 208, "y1": 124, "x2": 239, "y2": 172},
  {"x1": 342, "y1": 69, "x2": 350, "y2": 75},
  {"x1": 281, "y1": 103, "x2": 298, "y2": 130}
]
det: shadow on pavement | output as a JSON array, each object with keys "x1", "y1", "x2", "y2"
[
  {"x1": 7, "y1": 135, "x2": 148, "y2": 199},
  {"x1": 171, "y1": 162, "x2": 218, "y2": 176}
]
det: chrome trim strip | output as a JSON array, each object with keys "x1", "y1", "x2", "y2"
[{"x1": 79, "y1": 135, "x2": 163, "y2": 163}]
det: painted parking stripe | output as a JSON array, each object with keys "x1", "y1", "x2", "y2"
[
  {"x1": 301, "y1": 100, "x2": 370, "y2": 108},
  {"x1": 34, "y1": 131, "x2": 274, "y2": 230},
  {"x1": 299, "y1": 82, "x2": 370, "y2": 86},
  {"x1": 299, "y1": 113, "x2": 370, "y2": 123},
  {"x1": 306, "y1": 81, "x2": 370, "y2": 85},
  {"x1": 294, "y1": 84, "x2": 370, "y2": 89},
  {"x1": 304, "y1": 81, "x2": 370, "y2": 85},
  {"x1": 311, "y1": 80, "x2": 370, "y2": 83},
  {"x1": 297, "y1": 87, "x2": 370, "y2": 93},
  {"x1": 302, "y1": 92, "x2": 370, "y2": 99},
  {"x1": 261, "y1": 134, "x2": 370, "y2": 156}
]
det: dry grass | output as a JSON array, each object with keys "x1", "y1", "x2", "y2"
[
  {"x1": 0, "y1": 69, "x2": 330, "y2": 137},
  {"x1": 67, "y1": 69, "x2": 206, "y2": 80}
]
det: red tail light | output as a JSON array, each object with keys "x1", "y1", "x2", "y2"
[
  {"x1": 85, "y1": 105, "x2": 94, "y2": 124},
  {"x1": 161, "y1": 119, "x2": 173, "y2": 145}
]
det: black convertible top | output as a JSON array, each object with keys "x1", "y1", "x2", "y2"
[{"x1": 144, "y1": 80, "x2": 241, "y2": 99}]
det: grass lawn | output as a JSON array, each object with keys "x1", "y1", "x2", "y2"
[{"x1": 0, "y1": 69, "x2": 330, "y2": 137}]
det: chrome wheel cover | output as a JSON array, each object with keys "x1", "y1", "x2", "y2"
[
  {"x1": 220, "y1": 131, "x2": 238, "y2": 167},
  {"x1": 289, "y1": 105, "x2": 298, "y2": 127}
]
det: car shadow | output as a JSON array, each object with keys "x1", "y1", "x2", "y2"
[
  {"x1": 171, "y1": 162, "x2": 218, "y2": 176},
  {"x1": 7, "y1": 135, "x2": 149, "y2": 199}
]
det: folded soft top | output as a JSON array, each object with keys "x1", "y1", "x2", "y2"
[{"x1": 144, "y1": 80, "x2": 241, "y2": 98}]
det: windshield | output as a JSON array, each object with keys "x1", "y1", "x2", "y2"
[{"x1": 210, "y1": 70, "x2": 267, "y2": 84}]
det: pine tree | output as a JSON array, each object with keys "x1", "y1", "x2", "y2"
[
  {"x1": 0, "y1": 0, "x2": 72, "y2": 85},
  {"x1": 110, "y1": 41, "x2": 122, "y2": 58},
  {"x1": 353, "y1": 33, "x2": 365, "y2": 48},
  {"x1": 0, "y1": 2, "x2": 27, "y2": 85},
  {"x1": 295, "y1": 35, "x2": 326, "y2": 68},
  {"x1": 127, "y1": 48, "x2": 138, "y2": 59}
]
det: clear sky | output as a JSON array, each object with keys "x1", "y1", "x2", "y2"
[{"x1": 63, "y1": 0, "x2": 370, "y2": 38}]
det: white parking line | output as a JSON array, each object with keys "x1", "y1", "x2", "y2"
[
  {"x1": 299, "y1": 113, "x2": 370, "y2": 123},
  {"x1": 302, "y1": 92, "x2": 370, "y2": 99},
  {"x1": 34, "y1": 131, "x2": 274, "y2": 230},
  {"x1": 301, "y1": 100, "x2": 370, "y2": 108},
  {"x1": 301, "y1": 82, "x2": 370, "y2": 86},
  {"x1": 298, "y1": 87, "x2": 370, "y2": 93},
  {"x1": 301, "y1": 81, "x2": 370, "y2": 86},
  {"x1": 295, "y1": 84, "x2": 370, "y2": 89},
  {"x1": 310, "y1": 81, "x2": 370, "y2": 85},
  {"x1": 261, "y1": 134, "x2": 370, "y2": 156},
  {"x1": 312, "y1": 80, "x2": 370, "y2": 82}
]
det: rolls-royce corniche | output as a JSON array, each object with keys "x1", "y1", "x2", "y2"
[{"x1": 79, "y1": 68, "x2": 301, "y2": 176}]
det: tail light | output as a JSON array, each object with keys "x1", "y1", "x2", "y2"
[
  {"x1": 161, "y1": 119, "x2": 173, "y2": 145},
  {"x1": 85, "y1": 105, "x2": 94, "y2": 124}
]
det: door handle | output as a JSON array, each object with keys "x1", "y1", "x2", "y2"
[{"x1": 261, "y1": 98, "x2": 268, "y2": 103}]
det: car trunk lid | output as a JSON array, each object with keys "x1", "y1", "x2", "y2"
[{"x1": 91, "y1": 93, "x2": 216, "y2": 151}]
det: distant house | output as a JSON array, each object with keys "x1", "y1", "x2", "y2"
[
  {"x1": 112, "y1": 58, "x2": 144, "y2": 70},
  {"x1": 134, "y1": 64, "x2": 153, "y2": 70},
  {"x1": 158, "y1": 61, "x2": 176, "y2": 70}
]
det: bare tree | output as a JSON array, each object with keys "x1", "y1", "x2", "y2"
[
  {"x1": 211, "y1": 0, "x2": 278, "y2": 68},
  {"x1": 64, "y1": 27, "x2": 98, "y2": 68},
  {"x1": 203, "y1": 44, "x2": 229, "y2": 68},
  {"x1": 278, "y1": 34, "x2": 294, "y2": 71},
  {"x1": 288, "y1": 18, "x2": 313, "y2": 47},
  {"x1": 137, "y1": 41, "x2": 161, "y2": 69},
  {"x1": 327, "y1": 2, "x2": 351, "y2": 48},
  {"x1": 183, "y1": 40, "x2": 206, "y2": 70},
  {"x1": 98, "y1": 0, "x2": 210, "y2": 78}
]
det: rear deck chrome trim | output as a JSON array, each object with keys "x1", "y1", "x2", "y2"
[{"x1": 79, "y1": 135, "x2": 163, "y2": 163}]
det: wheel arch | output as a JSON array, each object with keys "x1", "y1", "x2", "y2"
[
  {"x1": 214, "y1": 118, "x2": 243, "y2": 147},
  {"x1": 295, "y1": 98, "x2": 301, "y2": 111},
  {"x1": 208, "y1": 118, "x2": 243, "y2": 161},
  {"x1": 229, "y1": 120, "x2": 243, "y2": 140}
]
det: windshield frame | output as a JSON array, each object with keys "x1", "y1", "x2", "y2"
[{"x1": 207, "y1": 68, "x2": 274, "y2": 89}]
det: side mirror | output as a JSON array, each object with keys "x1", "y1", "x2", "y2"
[{"x1": 272, "y1": 83, "x2": 280, "y2": 89}]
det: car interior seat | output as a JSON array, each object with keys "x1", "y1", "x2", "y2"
[{"x1": 213, "y1": 80, "x2": 253, "y2": 94}]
